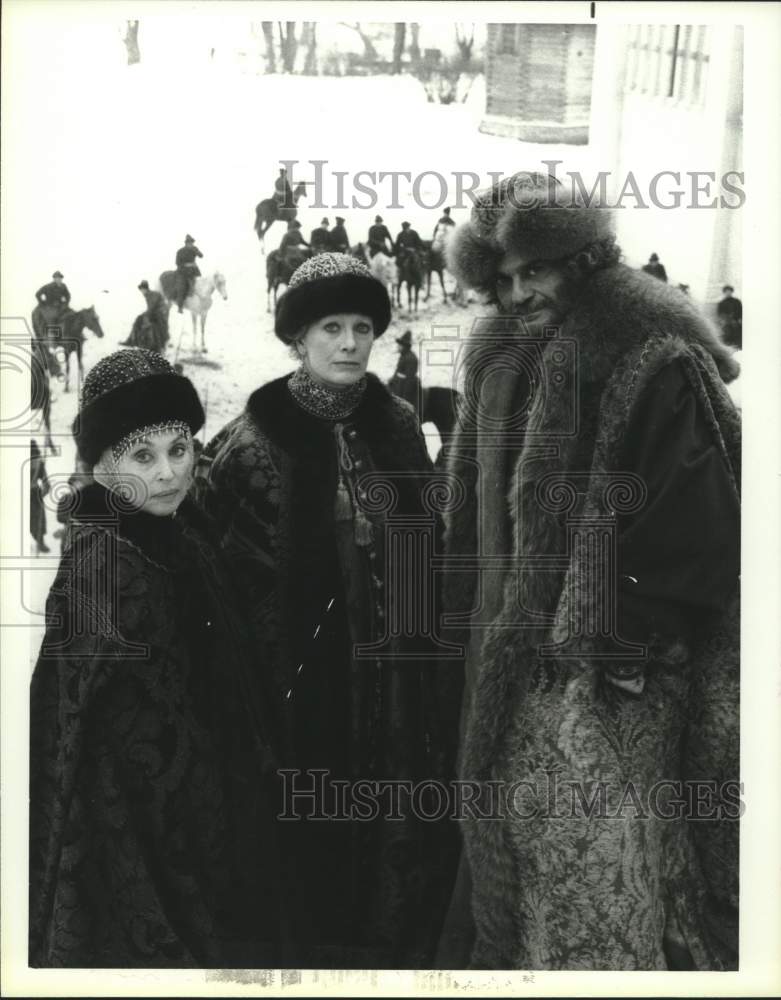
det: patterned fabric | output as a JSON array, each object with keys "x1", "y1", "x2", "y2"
[
  {"x1": 288, "y1": 365, "x2": 367, "y2": 420},
  {"x1": 193, "y1": 372, "x2": 463, "y2": 968},
  {"x1": 29, "y1": 484, "x2": 277, "y2": 967},
  {"x1": 80, "y1": 349, "x2": 174, "y2": 407},
  {"x1": 442, "y1": 264, "x2": 741, "y2": 971},
  {"x1": 288, "y1": 251, "x2": 373, "y2": 287}
]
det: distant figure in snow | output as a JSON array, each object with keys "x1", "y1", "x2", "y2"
[
  {"x1": 329, "y1": 217, "x2": 350, "y2": 253},
  {"x1": 367, "y1": 215, "x2": 393, "y2": 258},
  {"x1": 174, "y1": 235, "x2": 203, "y2": 314},
  {"x1": 310, "y1": 218, "x2": 331, "y2": 255},
  {"x1": 395, "y1": 221, "x2": 424, "y2": 257},
  {"x1": 642, "y1": 252, "x2": 668, "y2": 282},
  {"x1": 34, "y1": 271, "x2": 72, "y2": 343},
  {"x1": 121, "y1": 280, "x2": 169, "y2": 352},
  {"x1": 30, "y1": 440, "x2": 51, "y2": 555},
  {"x1": 279, "y1": 219, "x2": 310, "y2": 256},
  {"x1": 388, "y1": 329, "x2": 421, "y2": 413},
  {"x1": 717, "y1": 285, "x2": 742, "y2": 350},
  {"x1": 432, "y1": 207, "x2": 456, "y2": 249},
  {"x1": 274, "y1": 167, "x2": 294, "y2": 210}
]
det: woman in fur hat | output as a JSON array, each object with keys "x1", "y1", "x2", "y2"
[
  {"x1": 194, "y1": 253, "x2": 462, "y2": 969},
  {"x1": 29, "y1": 350, "x2": 277, "y2": 968}
]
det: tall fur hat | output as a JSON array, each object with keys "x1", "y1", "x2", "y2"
[
  {"x1": 447, "y1": 171, "x2": 616, "y2": 293},
  {"x1": 274, "y1": 252, "x2": 391, "y2": 343},
  {"x1": 73, "y1": 349, "x2": 204, "y2": 466}
]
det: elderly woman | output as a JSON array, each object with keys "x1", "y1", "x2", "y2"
[
  {"x1": 195, "y1": 254, "x2": 461, "y2": 968},
  {"x1": 29, "y1": 350, "x2": 275, "y2": 968}
]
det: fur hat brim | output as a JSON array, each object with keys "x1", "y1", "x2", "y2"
[
  {"x1": 275, "y1": 273, "x2": 391, "y2": 343},
  {"x1": 73, "y1": 372, "x2": 205, "y2": 466},
  {"x1": 447, "y1": 182, "x2": 615, "y2": 293}
]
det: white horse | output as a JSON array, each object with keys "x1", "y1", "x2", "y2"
[
  {"x1": 160, "y1": 270, "x2": 227, "y2": 354},
  {"x1": 363, "y1": 246, "x2": 399, "y2": 308}
]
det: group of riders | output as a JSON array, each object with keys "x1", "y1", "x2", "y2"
[
  {"x1": 275, "y1": 209, "x2": 456, "y2": 262},
  {"x1": 272, "y1": 166, "x2": 457, "y2": 263},
  {"x1": 35, "y1": 233, "x2": 206, "y2": 361}
]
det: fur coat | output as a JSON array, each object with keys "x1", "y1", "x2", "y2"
[
  {"x1": 194, "y1": 372, "x2": 462, "y2": 968},
  {"x1": 29, "y1": 483, "x2": 276, "y2": 968},
  {"x1": 443, "y1": 265, "x2": 741, "y2": 970}
]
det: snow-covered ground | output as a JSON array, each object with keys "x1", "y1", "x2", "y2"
[{"x1": 1, "y1": 11, "x2": 742, "y2": 660}]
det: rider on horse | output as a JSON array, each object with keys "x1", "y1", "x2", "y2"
[
  {"x1": 121, "y1": 280, "x2": 169, "y2": 352},
  {"x1": 174, "y1": 234, "x2": 203, "y2": 313},
  {"x1": 367, "y1": 215, "x2": 393, "y2": 258},
  {"x1": 395, "y1": 221, "x2": 424, "y2": 255},
  {"x1": 329, "y1": 217, "x2": 350, "y2": 253},
  {"x1": 279, "y1": 219, "x2": 310, "y2": 256},
  {"x1": 35, "y1": 271, "x2": 71, "y2": 343},
  {"x1": 274, "y1": 167, "x2": 294, "y2": 210},
  {"x1": 310, "y1": 218, "x2": 331, "y2": 255},
  {"x1": 388, "y1": 329, "x2": 421, "y2": 413},
  {"x1": 432, "y1": 207, "x2": 456, "y2": 251}
]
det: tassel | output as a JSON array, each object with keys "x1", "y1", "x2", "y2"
[
  {"x1": 335, "y1": 475, "x2": 353, "y2": 522},
  {"x1": 354, "y1": 510, "x2": 374, "y2": 547}
]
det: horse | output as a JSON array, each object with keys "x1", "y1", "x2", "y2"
[
  {"x1": 266, "y1": 247, "x2": 311, "y2": 311},
  {"x1": 420, "y1": 385, "x2": 461, "y2": 467},
  {"x1": 396, "y1": 247, "x2": 424, "y2": 315},
  {"x1": 159, "y1": 271, "x2": 227, "y2": 354},
  {"x1": 254, "y1": 181, "x2": 308, "y2": 249},
  {"x1": 422, "y1": 239, "x2": 449, "y2": 304},
  {"x1": 364, "y1": 246, "x2": 399, "y2": 309},
  {"x1": 32, "y1": 305, "x2": 105, "y2": 393}
]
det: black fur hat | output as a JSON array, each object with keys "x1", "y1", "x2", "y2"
[
  {"x1": 274, "y1": 253, "x2": 391, "y2": 343},
  {"x1": 447, "y1": 171, "x2": 616, "y2": 293},
  {"x1": 73, "y1": 350, "x2": 204, "y2": 466}
]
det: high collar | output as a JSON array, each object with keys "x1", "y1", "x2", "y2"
[
  {"x1": 68, "y1": 480, "x2": 199, "y2": 569},
  {"x1": 288, "y1": 366, "x2": 368, "y2": 421}
]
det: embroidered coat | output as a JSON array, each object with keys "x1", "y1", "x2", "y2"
[
  {"x1": 194, "y1": 372, "x2": 462, "y2": 969},
  {"x1": 29, "y1": 483, "x2": 276, "y2": 968},
  {"x1": 443, "y1": 266, "x2": 741, "y2": 970}
]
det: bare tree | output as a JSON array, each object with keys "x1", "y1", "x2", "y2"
[
  {"x1": 339, "y1": 22, "x2": 378, "y2": 61},
  {"x1": 409, "y1": 23, "x2": 421, "y2": 65},
  {"x1": 259, "y1": 21, "x2": 276, "y2": 73},
  {"x1": 455, "y1": 23, "x2": 474, "y2": 66},
  {"x1": 302, "y1": 22, "x2": 318, "y2": 75},
  {"x1": 122, "y1": 20, "x2": 140, "y2": 65},
  {"x1": 278, "y1": 22, "x2": 298, "y2": 73},
  {"x1": 392, "y1": 23, "x2": 406, "y2": 74}
]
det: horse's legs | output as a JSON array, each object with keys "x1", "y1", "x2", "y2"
[
  {"x1": 201, "y1": 313, "x2": 207, "y2": 353},
  {"x1": 64, "y1": 350, "x2": 71, "y2": 393},
  {"x1": 439, "y1": 270, "x2": 448, "y2": 303}
]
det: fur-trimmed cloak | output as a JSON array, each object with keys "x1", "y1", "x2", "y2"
[
  {"x1": 29, "y1": 484, "x2": 276, "y2": 967},
  {"x1": 194, "y1": 372, "x2": 462, "y2": 969},
  {"x1": 443, "y1": 265, "x2": 741, "y2": 970}
]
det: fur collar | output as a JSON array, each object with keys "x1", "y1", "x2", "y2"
[{"x1": 68, "y1": 480, "x2": 212, "y2": 570}]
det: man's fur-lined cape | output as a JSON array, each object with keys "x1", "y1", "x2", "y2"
[{"x1": 444, "y1": 264, "x2": 741, "y2": 970}]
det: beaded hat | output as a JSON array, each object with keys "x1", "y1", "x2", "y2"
[
  {"x1": 447, "y1": 171, "x2": 616, "y2": 294},
  {"x1": 73, "y1": 349, "x2": 205, "y2": 466},
  {"x1": 274, "y1": 252, "x2": 391, "y2": 343}
]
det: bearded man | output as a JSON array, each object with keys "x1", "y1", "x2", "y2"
[{"x1": 439, "y1": 173, "x2": 741, "y2": 971}]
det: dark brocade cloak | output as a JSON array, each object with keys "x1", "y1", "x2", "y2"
[
  {"x1": 194, "y1": 372, "x2": 462, "y2": 969},
  {"x1": 441, "y1": 266, "x2": 741, "y2": 970},
  {"x1": 29, "y1": 482, "x2": 277, "y2": 968}
]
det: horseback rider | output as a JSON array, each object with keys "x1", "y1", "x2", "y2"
[
  {"x1": 274, "y1": 167, "x2": 294, "y2": 210},
  {"x1": 432, "y1": 206, "x2": 456, "y2": 250},
  {"x1": 394, "y1": 221, "x2": 424, "y2": 258},
  {"x1": 310, "y1": 218, "x2": 331, "y2": 255},
  {"x1": 329, "y1": 216, "x2": 350, "y2": 253},
  {"x1": 35, "y1": 271, "x2": 71, "y2": 342},
  {"x1": 121, "y1": 280, "x2": 169, "y2": 352},
  {"x1": 367, "y1": 215, "x2": 393, "y2": 258},
  {"x1": 174, "y1": 234, "x2": 203, "y2": 314},
  {"x1": 279, "y1": 219, "x2": 310, "y2": 256}
]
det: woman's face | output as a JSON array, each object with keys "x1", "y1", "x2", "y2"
[
  {"x1": 96, "y1": 429, "x2": 194, "y2": 516},
  {"x1": 298, "y1": 313, "x2": 374, "y2": 388}
]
